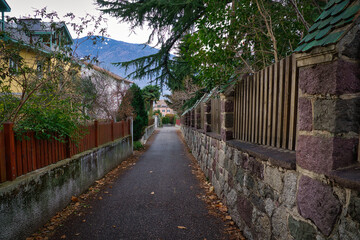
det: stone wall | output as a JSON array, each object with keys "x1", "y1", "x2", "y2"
[
  {"x1": 0, "y1": 136, "x2": 132, "y2": 240},
  {"x1": 182, "y1": 127, "x2": 360, "y2": 240}
]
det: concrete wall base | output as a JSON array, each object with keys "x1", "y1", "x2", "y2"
[{"x1": 0, "y1": 136, "x2": 132, "y2": 240}]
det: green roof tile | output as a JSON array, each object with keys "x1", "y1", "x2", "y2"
[
  {"x1": 318, "y1": 16, "x2": 335, "y2": 29},
  {"x1": 295, "y1": 0, "x2": 358, "y2": 53},
  {"x1": 335, "y1": 16, "x2": 354, "y2": 28},
  {"x1": 308, "y1": 21, "x2": 322, "y2": 33},
  {"x1": 331, "y1": 0, "x2": 350, "y2": 16},
  {"x1": 301, "y1": 40, "x2": 320, "y2": 52},
  {"x1": 319, "y1": 6, "x2": 334, "y2": 20},
  {"x1": 294, "y1": 44, "x2": 306, "y2": 52},
  {"x1": 322, "y1": 31, "x2": 344, "y2": 45},
  {"x1": 302, "y1": 30, "x2": 319, "y2": 43},
  {"x1": 325, "y1": 0, "x2": 338, "y2": 10},
  {"x1": 330, "y1": 13, "x2": 345, "y2": 25},
  {"x1": 341, "y1": 4, "x2": 360, "y2": 19},
  {"x1": 315, "y1": 26, "x2": 332, "y2": 40},
  {"x1": 317, "y1": 9, "x2": 331, "y2": 21}
]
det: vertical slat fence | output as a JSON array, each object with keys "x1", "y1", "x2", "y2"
[
  {"x1": 234, "y1": 55, "x2": 298, "y2": 151},
  {"x1": 0, "y1": 120, "x2": 131, "y2": 183},
  {"x1": 211, "y1": 97, "x2": 221, "y2": 134}
]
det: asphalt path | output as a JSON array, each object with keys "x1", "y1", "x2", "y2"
[{"x1": 51, "y1": 126, "x2": 227, "y2": 240}]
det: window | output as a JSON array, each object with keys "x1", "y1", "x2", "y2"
[
  {"x1": 167, "y1": 110, "x2": 170, "y2": 112},
  {"x1": 9, "y1": 59, "x2": 18, "y2": 75},
  {"x1": 157, "y1": 105, "x2": 161, "y2": 108},
  {"x1": 37, "y1": 61, "x2": 44, "y2": 78},
  {"x1": 162, "y1": 110, "x2": 165, "y2": 112}
]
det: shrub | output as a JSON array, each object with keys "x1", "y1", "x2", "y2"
[
  {"x1": 133, "y1": 141, "x2": 144, "y2": 150},
  {"x1": 165, "y1": 114, "x2": 175, "y2": 124},
  {"x1": 162, "y1": 116, "x2": 170, "y2": 124}
]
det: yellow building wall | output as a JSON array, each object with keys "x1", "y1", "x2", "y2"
[{"x1": 3, "y1": 48, "x2": 44, "y2": 94}]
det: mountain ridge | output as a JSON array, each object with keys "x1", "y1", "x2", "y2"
[{"x1": 73, "y1": 36, "x2": 159, "y2": 88}]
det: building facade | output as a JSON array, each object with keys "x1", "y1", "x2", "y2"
[{"x1": 153, "y1": 99, "x2": 175, "y2": 116}]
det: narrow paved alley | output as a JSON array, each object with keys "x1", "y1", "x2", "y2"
[{"x1": 50, "y1": 127, "x2": 230, "y2": 240}]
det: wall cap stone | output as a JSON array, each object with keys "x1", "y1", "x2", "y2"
[
  {"x1": 296, "y1": 45, "x2": 337, "y2": 67},
  {"x1": 227, "y1": 140, "x2": 296, "y2": 170},
  {"x1": 328, "y1": 165, "x2": 360, "y2": 192}
]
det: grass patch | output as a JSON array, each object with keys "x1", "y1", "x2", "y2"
[{"x1": 133, "y1": 141, "x2": 144, "y2": 151}]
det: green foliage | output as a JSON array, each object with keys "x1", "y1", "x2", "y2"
[
  {"x1": 153, "y1": 109, "x2": 162, "y2": 117},
  {"x1": 14, "y1": 96, "x2": 85, "y2": 141},
  {"x1": 96, "y1": 0, "x2": 206, "y2": 87},
  {"x1": 142, "y1": 84, "x2": 161, "y2": 116},
  {"x1": 76, "y1": 76, "x2": 98, "y2": 116},
  {"x1": 161, "y1": 116, "x2": 170, "y2": 125},
  {"x1": 142, "y1": 85, "x2": 161, "y2": 102},
  {"x1": 165, "y1": 114, "x2": 175, "y2": 124},
  {"x1": 133, "y1": 141, "x2": 144, "y2": 151},
  {"x1": 130, "y1": 84, "x2": 148, "y2": 141},
  {"x1": 97, "y1": 0, "x2": 325, "y2": 91}
]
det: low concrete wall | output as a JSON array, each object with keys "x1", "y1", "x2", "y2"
[
  {"x1": 140, "y1": 124, "x2": 155, "y2": 145},
  {"x1": 0, "y1": 136, "x2": 132, "y2": 240},
  {"x1": 182, "y1": 126, "x2": 360, "y2": 240}
]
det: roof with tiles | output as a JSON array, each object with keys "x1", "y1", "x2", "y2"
[
  {"x1": 295, "y1": 0, "x2": 360, "y2": 53},
  {"x1": 83, "y1": 62, "x2": 133, "y2": 84}
]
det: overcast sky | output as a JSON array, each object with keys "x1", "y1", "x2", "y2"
[{"x1": 8, "y1": 0, "x2": 153, "y2": 44}]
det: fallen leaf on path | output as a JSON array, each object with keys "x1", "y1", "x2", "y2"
[
  {"x1": 177, "y1": 226, "x2": 187, "y2": 229},
  {"x1": 149, "y1": 171, "x2": 153, "y2": 173},
  {"x1": 150, "y1": 192, "x2": 155, "y2": 195},
  {"x1": 112, "y1": 225, "x2": 116, "y2": 228},
  {"x1": 219, "y1": 206, "x2": 228, "y2": 212},
  {"x1": 104, "y1": 191, "x2": 109, "y2": 194},
  {"x1": 71, "y1": 196, "x2": 79, "y2": 202},
  {"x1": 225, "y1": 216, "x2": 232, "y2": 220},
  {"x1": 75, "y1": 233, "x2": 80, "y2": 236},
  {"x1": 98, "y1": 197, "x2": 103, "y2": 200},
  {"x1": 60, "y1": 235, "x2": 66, "y2": 239}
]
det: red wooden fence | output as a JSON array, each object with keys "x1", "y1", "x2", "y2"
[{"x1": 0, "y1": 119, "x2": 131, "y2": 183}]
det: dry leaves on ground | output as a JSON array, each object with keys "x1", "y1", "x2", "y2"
[
  {"x1": 26, "y1": 131, "x2": 160, "y2": 240},
  {"x1": 176, "y1": 130, "x2": 245, "y2": 240}
]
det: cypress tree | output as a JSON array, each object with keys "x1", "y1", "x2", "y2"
[{"x1": 129, "y1": 84, "x2": 148, "y2": 141}]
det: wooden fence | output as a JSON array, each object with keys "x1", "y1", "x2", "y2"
[
  {"x1": 0, "y1": 120, "x2": 131, "y2": 183},
  {"x1": 234, "y1": 55, "x2": 298, "y2": 150}
]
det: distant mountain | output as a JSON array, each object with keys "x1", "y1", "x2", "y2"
[{"x1": 73, "y1": 37, "x2": 159, "y2": 88}]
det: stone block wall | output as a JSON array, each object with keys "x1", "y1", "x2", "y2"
[{"x1": 181, "y1": 127, "x2": 360, "y2": 240}]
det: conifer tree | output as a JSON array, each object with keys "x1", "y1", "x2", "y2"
[{"x1": 96, "y1": 0, "x2": 325, "y2": 91}]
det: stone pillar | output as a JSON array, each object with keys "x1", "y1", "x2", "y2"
[
  {"x1": 203, "y1": 101, "x2": 211, "y2": 132},
  {"x1": 220, "y1": 90, "x2": 234, "y2": 141},
  {"x1": 295, "y1": 28, "x2": 360, "y2": 237},
  {"x1": 296, "y1": 52, "x2": 360, "y2": 174}
]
